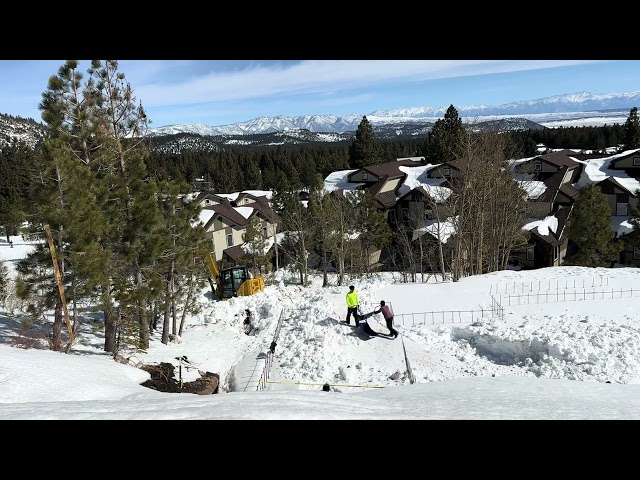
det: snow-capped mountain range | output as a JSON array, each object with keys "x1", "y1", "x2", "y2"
[{"x1": 147, "y1": 91, "x2": 640, "y2": 136}]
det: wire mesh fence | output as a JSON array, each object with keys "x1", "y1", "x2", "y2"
[
  {"x1": 497, "y1": 287, "x2": 640, "y2": 306},
  {"x1": 391, "y1": 298, "x2": 504, "y2": 326},
  {"x1": 490, "y1": 276, "x2": 609, "y2": 295}
]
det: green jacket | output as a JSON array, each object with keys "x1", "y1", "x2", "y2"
[{"x1": 346, "y1": 291, "x2": 359, "y2": 307}]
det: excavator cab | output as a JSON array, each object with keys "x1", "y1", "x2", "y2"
[
  {"x1": 199, "y1": 250, "x2": 265, "y2": 300},
  {"x1": 220, "y1": 266, "x2": 248, "y2": 299}
]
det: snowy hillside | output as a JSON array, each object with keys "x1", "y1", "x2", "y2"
[{"x1": 2, "y1": 233, "x2": 640, "y2": 419}]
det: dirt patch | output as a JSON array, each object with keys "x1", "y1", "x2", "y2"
[{"x1": 140, "y1": 362, "x2": 220, "y2": 394}]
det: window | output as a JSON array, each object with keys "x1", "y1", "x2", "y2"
[
  {"x1": 617, "y1": 203, "x2": 629, "y2": 216},
  {"x1": 633, "y1": 157, "x2": 640, "y2": 166},
  {"x1": 635, "y1": 246, "x2": 640, "y2": 260},
  {"x1": 205, "y1": 199, "x2": 211, "y2": 205},
  {"x1": 443, "y1": 167, "x2": 451, "y2": 176},
  {"x1": 526, "y1": 247, "x2": 534, "y2": 261},
  {"x1": 534, "y1": 163, "x2": 542, "y2": 172},
  {"x1": 362, "y1": 173, "x2": 368, "y2": 180},
  {"x1": 226, "y1": 234, "x2": 233, "y2": 247},
  {"x1": 402, "y1": 208, "x2": 409, "y2": 223},
  {"x1": 263, "y1": 227, "x2": 267, "y2": 237}
]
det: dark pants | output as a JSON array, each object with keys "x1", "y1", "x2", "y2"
[
  {"x1": 385, "y1": 316, "x2": 398, "y2": 336},
  {"x1": 346, "y1": 307, "x2": 359, "y2": 325}
]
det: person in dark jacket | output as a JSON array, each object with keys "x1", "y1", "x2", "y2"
[
  {"x1": 345, "y1": 285, "x2": 360, "y2": 325},
  {"x1": 374, "y1": 300, "x2": 398, "y2": 338}
]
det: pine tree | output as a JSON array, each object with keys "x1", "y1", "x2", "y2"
[
  {"x1": 279, "y1": 188, "x2": 313, "y2": 285},
  {"x1": 0, "y1": 142, "x2": 35, "y2": 239},
  {"x1": 154, "y1": 180, "x2": 209, "y2": 344},
  {"x1": 348, "y1": 116, "x2": 382, "y2": 168},
  {"x1": 352, "y1": 190, "x2": 392, "y2": 273},
  {"x1": 244, "y1": 158, "x2": 263, "y2": 190},
  {"x1": 242, "y1": 217, "x2": 270, "y2": 275},
  {"x1": 424, "y1": 105, "x2": 465, "y2": 164},
  {"x1": 34, "y1": 60, "x2": 169, "y2": 353},
  {"x1": 565, "y1": 185, "x2": 621, "y2": 267},
  {"x1": 621, "y1": 107, "x2": 640, "y2": 151},
  {"x1": 308, "y1": 173, "x2": 340, "y2": 286}
]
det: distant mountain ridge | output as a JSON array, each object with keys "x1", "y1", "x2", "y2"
[
  {"x1": 1, "y1": 91, "x2": 637, "y2": 150},
  {"x1": 146, "y1": 91, "x2": 640, "y2": 136}
]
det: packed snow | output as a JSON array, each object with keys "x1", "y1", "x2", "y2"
[{"x1": 3, "y1": 233, "x2": 640, "y2": 419}]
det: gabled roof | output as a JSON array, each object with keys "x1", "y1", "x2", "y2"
[
  {"x1": 558, "y1": 183, "x2": 579, "y2": 200},
  {"x1": 203, "y1": 200, "x2": 249, "y2": 228},
  {"x1": 442, "y1": 160, "x2": 463, "y2": 171},
  {"x1": 223, "y1": 245, "x2": 246, "y2": 261},
  {"x1": 534, "y1": 150, "x2": 581, "y2": 169},
  {"x1": 608, "y1": 148, "x2": 640, "y2": 168},
  {"x1": 538, "y1": 167, "x2": 568, "y2": 202},
  {"x1": 397, "y1": 185, "x2": 432, "y2": 202},
  {"x1": 396, "y1": 185, "x2": 450, "y2": 204},
  {"x1": 194, "y1": 192, "x2": 228, "y2": 205},
  {"x1": 598, "y1": 177, "x2": 638, "y2": 197},
  {"x1": 234, "y1": 192, "x2": 262, "y2": 204},
  {"x1": 374, "y1": 191, "x2": 397, "y2": 209},
  {"x1": 246, "y1": 196, "x2": 281, "y2": 223},
  {"x1": 530, "y1": 205, "x2": 572, "y2": 246},
  {"x1": 350, "y1": 159, "x2": 421, "y2": 181}
]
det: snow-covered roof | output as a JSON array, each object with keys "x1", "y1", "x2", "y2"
[
  {"x1": 413, "y1": 217, "x2": 457, "y2": 243},
  {"x1": 241, "y1": 190, "x2": 273, "y2": 200},
  {"x1": 323, "y1": 169, "x2": 363, "y2": 193},
  {"x1": 517, "y1": 180, "x2": 547, "y2": 200},
  {"x1": 612, "y1": 216, "x2": 635, "y2": 237},
  {"x1": 509, "y1": 156, "x2": 538, "y2": 170},
  {"x1": 196, "y1": 209, "x2": 215, "y2": 227},
  {"x1": 573, "y1": 149, "x2": 640, "y2": 195},
  {"x1": 522, "y1": 215, "x2": 559, "y2": 236},
  {"x1": 235, "y1": 206, "x2": 254, "y2": 219},
  {"x1": 216, "y1": 192, "x2": 239, "y2": 201},
  {"x1": 396, "y1": 164, "x2": 447, "y2": 198}
]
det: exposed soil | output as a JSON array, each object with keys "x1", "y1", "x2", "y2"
[{"x1": 140, "y1": 362, "x2": 220, "y2": 394}]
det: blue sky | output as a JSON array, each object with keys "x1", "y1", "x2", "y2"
[{"x1": 2, "y1": 60, "x2": 639, "y2": 128}]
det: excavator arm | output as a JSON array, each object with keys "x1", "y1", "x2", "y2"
[{"x1": 203, "y1": 251, "x2": 220, "y2": 278}]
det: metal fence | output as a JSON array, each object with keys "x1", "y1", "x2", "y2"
[
  {"x1": 490, "y1": 276, "x2": 609, "y2": 295},
  {"x1": 392, "y1": 303, "x2": 504, "y2": 326},
  {"x1": 256, "y1": 308, "x2": 286, "y2": 392},
  {"x1": 497, "y1": 287, "x2": 640, "y2": 306}
]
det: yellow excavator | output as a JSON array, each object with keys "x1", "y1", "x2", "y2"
[{"x1": 200, "y1": 251, "x2": 265, "y2": 300}]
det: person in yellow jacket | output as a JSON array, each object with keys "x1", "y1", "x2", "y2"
[{"x1": 345, "y1": 285, "x2": 360, "y2": 325}]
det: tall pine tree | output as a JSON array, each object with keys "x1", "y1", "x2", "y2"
[
  {"x1": 621, "y1": 107, "x2": 640, "y2": 151},
  {"x1": 565, "y1": 185, "x2": 621, "y2": 267},
  {"x1": 423, "y1": 105, "x2": 465, "y2": 164},
  {"x1": 348, "y1": 116, "x2": 382, "y2": 168}
]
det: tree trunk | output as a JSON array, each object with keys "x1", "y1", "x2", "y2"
[
  {"x1": 169, "y1": 259, "x2": 176, "y2": 336},
  {"x1": 162, "y1": 281, "x2": 171, "y2": 344},
  {"x1": 52, "y1": 294, "x2": 63, "y2": 351},
  {"x1": 103, "y1": 290, "x2": 117, "y2": 354},
  {"x1": 178, "y1": 281, "x2": 194, "y2": 337},
  {"x1": 136, "y1": 269, "x2": 150, "y2": 348},
  {"x1": 322, "y1": 249, "x2": 328, "y2": 287}
]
